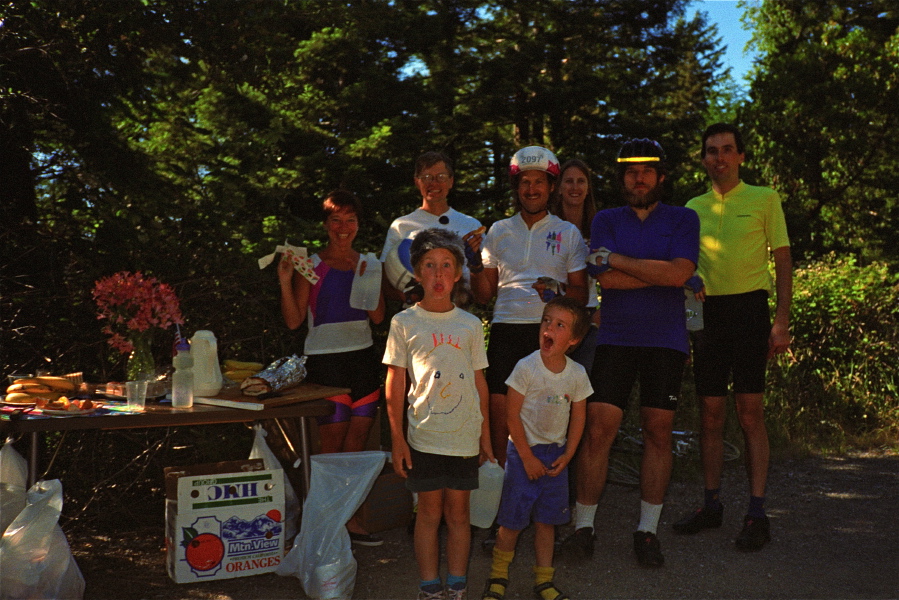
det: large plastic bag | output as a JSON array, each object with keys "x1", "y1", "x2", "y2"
[
  {"x1": 0, "y1": 478, "x2": 85, "y2": 600},
  {"x1": 0, "y1": 441, "x2": 28, "y2": 536},
  {"x1": 249, "y1": 424, "x2": 300, "y2": 540},
  {"x1": 276, "y1": 451, "x2": 386, "y2": 599}
]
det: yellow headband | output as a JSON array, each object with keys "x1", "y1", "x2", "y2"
[{"x1": 617, "y1": 156, "x2": 661, "y2": 163}]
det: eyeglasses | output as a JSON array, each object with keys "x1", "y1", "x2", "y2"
[{"x1": 417, "y1": 173, "x2": 451, "y2": 184}]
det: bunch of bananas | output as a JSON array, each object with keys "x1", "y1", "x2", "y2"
[
  {"x1": 222, "y1": 359, "x2": 264, "y2": 382},
  {"x1": 5, "y1": 376, "x2": 76, "y2": 405}
]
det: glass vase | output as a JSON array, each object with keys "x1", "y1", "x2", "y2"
[{"x1": 126, "y1": 332, "x2": 156, "y2": 382}]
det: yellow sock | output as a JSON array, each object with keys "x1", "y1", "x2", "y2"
[
  {"x1": 534, "y1": 566, "x2": 557, "y2": 600},
  {"x1": 488, "y1": 548, "x2": 514, "y2": 595}
]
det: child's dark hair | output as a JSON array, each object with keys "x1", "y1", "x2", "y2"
[
  {"x1": 544, "y1": 296, "x2": 590, "y2": 343},
  {"x1": 409, "y1": 228, "x2": 465, "y2": 273}
]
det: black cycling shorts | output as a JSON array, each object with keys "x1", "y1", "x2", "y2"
[
  {"x1": 485, "y1": 322, "x2": 541, "y2": 395},
  {"x1": 691, "y1": 290, "x2": 771, "y2": 396},
  {"x1": 589, "y1": 345, "x2": 686, "y2": 411}
]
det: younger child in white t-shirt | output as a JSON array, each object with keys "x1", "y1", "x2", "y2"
[{"x1": 483, "y1": 297, "x2": 592, "y2": 600}]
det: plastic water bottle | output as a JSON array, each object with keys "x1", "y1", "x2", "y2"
[
  {"x1": 685, "y1": 288, "x2": 704, "y2": 331},
  {"x1": 171, "y1": 338, "x2": 194, "y2": 409},
  {"x1": 470, "y1": 461, "x2": 504, "y2": 528}
]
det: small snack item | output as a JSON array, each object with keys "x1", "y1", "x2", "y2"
[
  {"x1": 240, "y1": 355, "x2": 307, "y2": 396},
  {"x1": 105, "y1": 382, "x2": 126, "y2": 397}
]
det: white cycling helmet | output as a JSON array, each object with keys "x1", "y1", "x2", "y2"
[{"x1": 509, "y1": 146, "x2": 561, "y2": 178}]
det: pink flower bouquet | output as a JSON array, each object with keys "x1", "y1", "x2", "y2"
[{"x1": 93, "y1": 271, "x2": 184, "y2": 354}]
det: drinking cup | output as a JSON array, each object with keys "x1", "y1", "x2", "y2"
[
  {"x1": 126, "y1": 380, "x2": 148, "y2": 411},
  {"x1": 8, "y1": 373, "x2": 33, "y2": 385}
]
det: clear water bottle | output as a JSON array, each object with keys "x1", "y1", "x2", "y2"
[{"x1": 171, "y1": 338, "x2": 194, "y2": 409}]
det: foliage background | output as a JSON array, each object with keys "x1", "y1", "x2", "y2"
[{"x1": 1, "y1": 0, "x2": 897, "y2": 471}]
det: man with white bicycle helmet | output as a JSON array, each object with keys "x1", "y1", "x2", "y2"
[
  {"x1": 466, "y1": 145, "x2": 588, "y2": 466},
  {"x1": 561, "y1": 138, "x2": 699, "y2": 568}
]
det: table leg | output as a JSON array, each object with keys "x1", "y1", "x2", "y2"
[
  {"x1": 28, "y1": 431, "x2": 39, "y2": 488},
  {"x1": 299, "y1": 416, "x2": 312, "y2": 496}
]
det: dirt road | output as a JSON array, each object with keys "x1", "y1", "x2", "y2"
[{"x1": 71, "y1": 452, "x2": 898, "y2": 599}]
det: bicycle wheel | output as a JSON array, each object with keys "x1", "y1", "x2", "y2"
[
  {"x1": 606, "y1": 456, "x2": 640, "y2": 487},
  {"x1": 612, "y1": 429, "x2": 644, "y2": 456}
]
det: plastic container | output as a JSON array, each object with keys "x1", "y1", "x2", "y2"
[
  {"x1": 190, "y1": 330, "x2": 223, "y2": 397},
  {"x1": 171, "y1": 339, "x2": 194, "y2": 409},
  {"x1": 349, "y1": 252, "x2": 382, "y2": 311},
  {"x1": 469, "y1": 461, "x2": 504, "y2": 528},
  {"x1": 684, "y1": 289, "x2": 704, "y2": 331}
]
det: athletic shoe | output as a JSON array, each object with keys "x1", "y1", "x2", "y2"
[
  {"x1": 349, "y1": 531, "x2": 384, "y2": 547},
  {"x1": 444, "y1": 585, "x2": 467, "y2": 600},
  {"x1": 559, "y1": 526, "x2": 595, "y2": 558},
  {"x1": 672, "y1": 505, "x2": 724, "y2": 534},
  {"x1": 735, "y1": 515, "x2": 770, "y2": 551},
  {"x1": 417, "y1": 587, "x2": 446, "y2": 600},
  {"x1": 633, "y1": 531, "x2": 664, "y2": 567}
]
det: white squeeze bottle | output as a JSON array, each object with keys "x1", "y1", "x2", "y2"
[{"x1": 171, "y1": 338, "x2": 194, "y2": 409}]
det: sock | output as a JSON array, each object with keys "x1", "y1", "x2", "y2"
[
  {"x1": 574, "y1": 502, "x2": 597, "y2": 531},
  {"x1": 488, "y1": 548, "x2": 514, "y2": 595},
  {"x1": 446, "y1": 574, "x2": 466, "y2": 591},
  {"x1": 636, "y1": 500, "x2": 663, "y2": 534},
  {"x1": 704, "y1": 488, "x2": 723, "y2": 510},
  {"x1": 534, "y1": 566, "x2": 556, "y2": 600},
  {"x1": 420, "y1": 578, "x2": 442, "y2": 594},
  {"x1": 747, "y1": 495, "x2": 766, "y2": 519}
]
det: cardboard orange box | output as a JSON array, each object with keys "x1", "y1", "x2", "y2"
[{"x1": 164, "y1": 460, "x2": 286, "y2": 583}]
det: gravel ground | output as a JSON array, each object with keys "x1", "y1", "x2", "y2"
[{"x1": 70, "y1": 451, "x2": 898, "y2": 600}]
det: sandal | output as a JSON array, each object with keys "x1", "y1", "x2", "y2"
[
  {"x1": 482, "y1": 577, "x2": 508, "y2": 600},
  {"x1": 533, "y1": 581, "x2": 570, "y2": 600}
]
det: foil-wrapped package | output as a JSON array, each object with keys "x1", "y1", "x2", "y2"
[{"x1": 241, "y1": 355, "x2": 307, "y2": 396}]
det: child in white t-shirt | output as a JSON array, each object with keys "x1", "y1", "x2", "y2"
[
  {"x1": 383, "y1": 228, "x2": 493, "y2": 600},
  {"x1": 483, "y1": 297, "x2": 592, "y2": 600}
]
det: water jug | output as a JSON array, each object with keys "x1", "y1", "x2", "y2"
[
  {"x1": 190, "y1": 330, "x2": 223, "y2": 397},
  {"x1": 470, "y1": 460, "x2": 504, "y2": 528},
  {"x1": 349, "y1": 252, "x2": 382, "y2": 311}
]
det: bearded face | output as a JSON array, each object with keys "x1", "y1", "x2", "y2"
[{"x1": 621, "y1": 164, "x2": 665, "y2": 209}]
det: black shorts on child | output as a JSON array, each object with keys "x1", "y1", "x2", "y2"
[{"x1": 405, "y1": 446, "x2": 479, "y2": 493}]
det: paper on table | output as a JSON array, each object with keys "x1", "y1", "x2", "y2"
[
  {"x1": 193, "y1": 396, "x2": 265, "y2": 411},
  {"x1": 258, "y1": 241, "x2": 319, "y2": 285},
  {"x1": 349, "y1": 252, "x2": 382, "y2": 311}
]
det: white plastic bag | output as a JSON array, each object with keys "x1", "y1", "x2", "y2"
[
  {"x1": 249, "y1": 424, "x2": 300, "y2": 540},
  {"x1": 0, "y1": 478, "x2": 85, "y2": 600},
  {"x1": 0, "y1": 441, "x2": 28, "y2": 537},
  {"x1": 276, "y1": 451, "x2": 387, "y2": 599}
]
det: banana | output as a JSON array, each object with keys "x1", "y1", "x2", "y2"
[
  {"x1": 7, "y1": 376, "x2": 75, "y2": 393},
  {"x1": 224, "y1": 359, "x2": 265, "y2": 372},
  {"x1": 4, "y1": 391, "x2": 63, "y2": 404},
  {"x1": 7, "y1": 382, "x2": 54, "y2": 394},
  {"x1": 224, "y1": 369, "x2": 257, "y2": 382}
]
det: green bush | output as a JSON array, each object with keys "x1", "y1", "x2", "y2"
[{"x1": 766, "y1": 254, "x2": 899, "y2": 452}]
